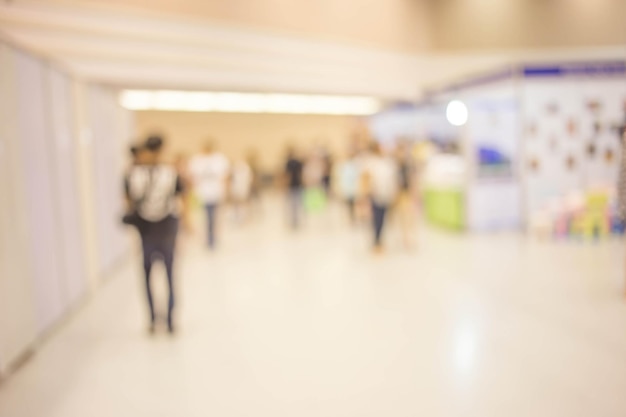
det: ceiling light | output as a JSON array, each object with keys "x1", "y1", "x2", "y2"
[
  {"x1": 446, "y1": 100, "x2": 468, "y2": 126},
  {"x1": 184, "y1": 92, "x2": 217, "y2": 111},
  {"x1": 120, "y1": 90, "x2": 153, "y2": 110},
  {"x1": 119, "y1": 90, "x2": 382, "y2": 115}
]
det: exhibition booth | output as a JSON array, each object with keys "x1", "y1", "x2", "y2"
[{"x1": 371, "y1": 61, "x2": 626, "y2": 235}]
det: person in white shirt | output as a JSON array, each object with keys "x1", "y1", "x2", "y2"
[
  {"x1": 362, "y1": 142, "x2": 399, "y2": 253},
  {"x1": 124, "y1": 135, "x2": 186, "y2": 333},
  {"x1": 230, "y1": 158, "x2": 253, "y2": 223},
  {"x1": 337, "y1": 149, "x2": 360, "y2": 224},
  {"x1": 189, "y1": 140, "x2": 230, "y2": 249}
]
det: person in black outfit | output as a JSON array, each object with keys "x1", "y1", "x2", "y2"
[
  {"x1": 396, "y1": 141, "x2": 417, "y2": 249},
  {"x1": 284, "y1": 146, "x2": 304, "y2": 229},
  {"x1": 124, "y1": 135, "x2": 187, "y2": 334},
  {"x1": 247, "y1": 149, "x2": 262, "y2": 212},
  {"x1": 322, "y1": 148, "x2": 333, "y2": 197}
]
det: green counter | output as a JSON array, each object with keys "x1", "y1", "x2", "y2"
[{"x1": 422, "y1": 188, "x2": 465, "y2": 231}]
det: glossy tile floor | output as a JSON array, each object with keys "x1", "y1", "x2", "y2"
[{"x1": 1, "y1": 200, "x2": 625, "y2": 417}]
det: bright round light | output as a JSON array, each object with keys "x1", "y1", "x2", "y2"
[{"x1": 446, "y1": 100, "x2": 468, "y2": 126}]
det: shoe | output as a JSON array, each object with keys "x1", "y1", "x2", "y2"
[{"x1": 372, "y1": 245, "x2": 385, "y2": 255}]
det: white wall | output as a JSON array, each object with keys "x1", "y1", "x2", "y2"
[
  {"x1": 134, "y1": 110, "x2": 361, "y2": 171},
  {"x1": 87, "y1": 86, "x2": 132, "y2": 276},
  {"x1": 14, "y1": 49, "x2": 66, "y2": 332},
  {"x1": 429, "y1": 0, "x2": 626, "y2": 50},
  {"x1": 47, "y1": 66, "x2": 88, "y2": 307},
  {"x1": 0, "y1": 40, "x2": 133, "y2": 375},
  {"x1": 0, "y1": 43, "x2": 39, "y2": 375}
]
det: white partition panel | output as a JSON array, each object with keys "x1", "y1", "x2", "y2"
[
  {"x1": 464, "y1": 81, "x2": 522, "y2": 231},
  {"x1": 14, "y1": 51, "x2": 65, "y2": 332},
  {"x1": 88, "y1": 86, "x2": 130, "y2": 276},
  {"x1": 0, "y1": 44, "x2": 39, "y2": 374},
  {"x1": 0, "y1": 41, "x2": 133, "y2": 376},
  {"x1": 47, "y1": 67, "x2": 87, "y2": 306},
  {"x1": 71, "y1": 80, "x2": 100, "y2": 291}
]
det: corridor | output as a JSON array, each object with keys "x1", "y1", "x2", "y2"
[{"x1": 0, "y1": 201, "x2": 624, "y2": 417}]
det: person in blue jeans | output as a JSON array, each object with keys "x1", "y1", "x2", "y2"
[
  {"x1": 189, "y1": 140, "x2": 230, "y2": 249},
  {"x1": 362, "y1": 142, "x2": 398, "y2": 253}
]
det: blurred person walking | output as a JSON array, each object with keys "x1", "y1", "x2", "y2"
[
  {"x1": 230, "y1": 157, "x2": 253, "y2": 224},
  {"x1": 321, "y1": 146, "x2": 334, "y2": 197},
  {"x1": 247, "y1": 149, "x2": 263, "y2": 216},
  {"x1": 362, "y1": 142, "x2": 399, "y2": 253},
  {"x1": 124, "y1": 143, "x2": 145, "y2": 176},
  {"x1": 129, "y1": 144, "x2": 140, "y2": 166},
  {"x1": 303, "y1": 147, "x2": 327, "y2": 215},
  {"x1": 354, "y1": 138, "x2": 374, "y2": 224},
  {"x1": 304, "y1": 148, "x2": 325, "y2": 189},
  {"x1": 338, "y1": 148, "x2": 360, "y2": 224},
  {"x1": 284, "y1": 146, "x2": 304, "y2": 229},
  {"x1": 396, "y1": 141, "x2": 418, "y2": 249},
  {"x1": 189, "y1": 140, "x2": 230, "y2": 249},
  {"x1": 124, "y1": 135, "x2": 186, "y2": 334},
  {"x1": 174, "y1": 153, "x2": 193, "y2": 232}
]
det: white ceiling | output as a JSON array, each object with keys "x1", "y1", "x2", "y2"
[{"x1": 1, "y1": 1, "x2": 623, "y2": 100}]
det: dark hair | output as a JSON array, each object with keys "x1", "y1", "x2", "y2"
[
  {"x1": 618, "y1": 124, "x2": 626, "y2": 141},
  {"x1": 145, "y1": 135, "x2": 164, "y2": 152},
  {"x1": 370, "y1": 141, "x2": 381, "y2": 154}
]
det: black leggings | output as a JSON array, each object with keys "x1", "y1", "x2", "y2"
[
  {"x1": 139, "y1": 216, "x2": 178, "y2": 326},
  {"x1": 371, "y1": 202, "x2": 388, "y2": 246}
]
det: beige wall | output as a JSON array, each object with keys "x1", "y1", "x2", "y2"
[
  {"x1": 40, "y1": 0, "x2": 432, "y2": 52},
  {"x1": 429, "y1": 0, "x2": 626, "y2": 50},
  {"x1": 36, "y1": 0, "x2": 626, "y2": 53},
  {"x1": 6, "y1": 1, "x2": 625, "y2": 98},
  {"x1": 134, "y1": 111, "x2": 365, "y2": 172}
]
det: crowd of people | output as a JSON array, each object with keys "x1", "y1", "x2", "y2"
[
  {"x1": 123, "y1": 133, "x2": 422, "y2": 333},
  {"x1": 121, "y1": 126, "x2": 626, "y2": 333},
  {"x1": 124, "y1": 135, "x2": 262, "y2": 333},
  {"x1": 283, "y1": 137, "x2": 420, "y2": 252}
]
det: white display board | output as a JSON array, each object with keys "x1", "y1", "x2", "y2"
[
  {"x1": 464, "y1": 81, "x2": 522, "y2": 231},
  {"x1": 522, "y1": 77, "x2": 626, "y2": 216}
]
